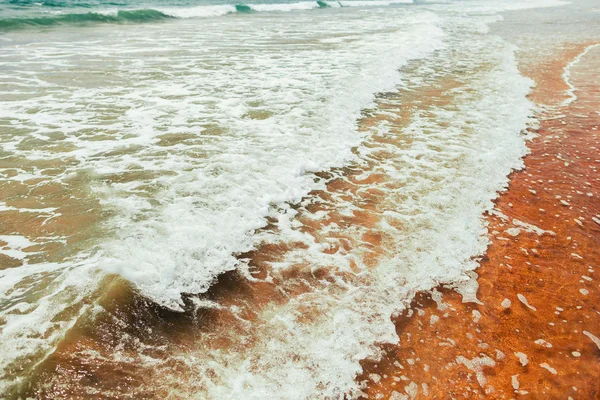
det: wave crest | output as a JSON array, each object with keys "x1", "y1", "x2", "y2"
[
  {"x1": 0, "y1": 0, "x2": 416, "y2": 31},
  {"x1": 0, "y1": 9, "x2": 172, "y2": 30}
]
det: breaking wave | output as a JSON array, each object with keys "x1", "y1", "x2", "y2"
[
  {"x1": 0, "y1": 0, "x2": 415, "y2": 31},
  {"x1": 0, "y1": 9, "x2": 172, "y2": 30}
]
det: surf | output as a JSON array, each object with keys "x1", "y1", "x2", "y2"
[
  {"x1": 0, "y1": 0, "x2": 417, "y2": 31},
  {"x1": 0, "y1": 9, "x2": 172, "y2": 30}
]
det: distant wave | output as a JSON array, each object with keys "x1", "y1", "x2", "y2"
[
  {"x1": 0, "y1": 9, "x2": 172, "y2": 30},
  {"x1": 158, "y1": 0, "x2": 413, "y2": 19},
  {"x1": 7, "y1": 0, "x2": 130, "y2": 8},
  {"x1": 159, "y1": 0, "x2": 414, "y2": 17},
  {"x1": 0, "y1": 0, "x2": 414, "y2": 31}
]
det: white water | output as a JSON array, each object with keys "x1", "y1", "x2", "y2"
[
  {"x1": 562, "y1": 43, "x2": 600, "y2": 106},
  {"x1": 0, "y1": 5, "x2": 444, "y2": 391},
  {"x1": 143, "y1": 10, "x2": 539, "y2": 398}
]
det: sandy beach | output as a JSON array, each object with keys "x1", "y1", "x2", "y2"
[{"x1": 358, "y1": 7, "x2": 600, "y2": 399}]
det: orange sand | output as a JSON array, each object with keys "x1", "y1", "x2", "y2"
[{"x1": 358, "y1": 44, "x2": 600, "y2": 399}]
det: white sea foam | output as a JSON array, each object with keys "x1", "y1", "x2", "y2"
[
  {"x1": 65, "y1": 5, "x2": 537, "y2": 398},
  {"x1": 562, "y1": 43, "x2": 600, "y2": 106},
  {"x1": 157, "y1": 4, "x2": 236, "y2": 18},
  {"x1": 0, "y1": 235, "x2": 40, "y2": 260},
  {"x1": 157, "y1": 0, "x2": 414, "y2": 17},
  {"x1": 181, "y1": 10, "x2": 536, "y2": 398},
  {"x1": 92, "y1": 10, "x2": 443, "y2": 310},
  {"x1": 248, "y1": 1, "x2": 321, "y2": 11},
  {"x1": 500, "y1": 0, "x2": 570, "y2": 10},
  {"x1": 0, "y1": 4, "x2": 443, "y2": 391},
  {"x1": 338, "y1": 0, "x2": 413, "y2": 6}
]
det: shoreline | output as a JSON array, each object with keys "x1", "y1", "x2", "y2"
[
  {"x1": 6, "y1": 2, "x2": 599, "y2": 398},
  {"x1": 358, "y1": 39, "x2": 600, "y2": 399}
]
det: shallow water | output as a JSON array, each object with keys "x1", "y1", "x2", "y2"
[
  {"x1": 359, "y1": 41, "x2": 600, "y2": 398},
  {"x1": 0, "y1": 0, "x2": 571, "y2": 397}
]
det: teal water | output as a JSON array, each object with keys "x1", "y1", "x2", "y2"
[
  {"x1": 0, "y1": 8, "x2": 172, "y2": 29},
  {"x1": 0, "y1": 0, "x2": 403, "y2": 31}
]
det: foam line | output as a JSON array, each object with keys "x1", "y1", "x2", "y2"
[{"x1": 562, "y1": 43, "x2": 600, "y2": 106}]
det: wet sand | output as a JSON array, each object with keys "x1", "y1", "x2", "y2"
[{"x1": 358, "y1": 42, "x2": 600, "y2": 399}]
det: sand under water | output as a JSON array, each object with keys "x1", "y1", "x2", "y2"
[
  {"x1": 360, "y1": 5, "x2": 600, "y2": 398},
  {"x1": 0, "y1": 0, "x2": 598, "y2": 398},
  {"x1": 360, "y1": 46, "x2": 600, "y2": 399}
]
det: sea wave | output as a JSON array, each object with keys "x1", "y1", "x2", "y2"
[
  {"x1": 0, "y1": 0, "x2": 415, "y2": 30},
  {"x1": 0, "y1": 9, "x2": 172, "y2": 30}
]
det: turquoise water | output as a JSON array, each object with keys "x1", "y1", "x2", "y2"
[{"x1": 0, "y1": 0, "x2": 411, "y2": 30}]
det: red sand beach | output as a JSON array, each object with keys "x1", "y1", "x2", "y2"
[{"x1": 359, "y1": 43, "x2": 600, "y2": 399}]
